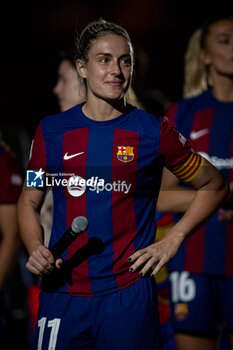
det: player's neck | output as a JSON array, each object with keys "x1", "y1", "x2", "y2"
[
  {"x1": 211, "y1": 73, "x2": 233, "y2": 102},
  {"x1": 82, "y1": 96, "x2": 126, "y2": 122}
]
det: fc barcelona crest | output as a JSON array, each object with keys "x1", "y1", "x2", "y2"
[{"x1": 117, "y1": 146, "x2": 134, "y2": 163}]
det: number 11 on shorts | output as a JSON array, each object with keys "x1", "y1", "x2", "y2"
[{"x1": 37, "y1": 317, "x2": 61, "y2": 350}]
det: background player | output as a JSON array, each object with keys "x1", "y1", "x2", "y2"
[
  {"x1": 53, "y1": 49, "x2": 86, "y2": 113},
  {"x1": 26, "y1": 49, "x2": 86, "y2": 347},
  {"x1": 40, "y1": 49, "x2": 86, "y2": 246},
  {"x1": 0, "y1": 131, "x2": 29, "y2": 349},
  {"x1": 18, "y1": 19, "x2": 228, "y2": 350},
  {"x1": 157, "y1": 15, "x2": 233, "y2": 350}
]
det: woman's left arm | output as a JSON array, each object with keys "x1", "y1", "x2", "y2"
[{"x1": 128, "y1": 158, "x2": 229, "y2": 276}]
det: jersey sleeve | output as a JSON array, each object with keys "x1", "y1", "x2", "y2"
[
  {"x1": 0, "y1": 150, "x2": 23, "y2": 204},
  {"x1": 165, "y1": 102, "x2": 179, "y2": 126},
  {"x1": 27, "y1": 121, "x2": 48, "y2": 172},
  {"x1": 159, "y1": 116, "x2": 204, "y2": 183}
]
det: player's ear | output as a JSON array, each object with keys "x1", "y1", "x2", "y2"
[
  {"x1": 76, "y1": 59, "x2": 87, "y2": 79},
  {"x1": 199, "y1": 49, "x2": 211, "y2": 65}
]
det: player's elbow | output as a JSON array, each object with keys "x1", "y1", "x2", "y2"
[
  {"x1": 192, "y1": 159, "x2": 229, "y2": 202},
  {"x1": 219, "y1": 177, "x2": 230, "y2": 204},
  {"x1": 206, "y1": 173, "x2": 229, "y2": 206}
]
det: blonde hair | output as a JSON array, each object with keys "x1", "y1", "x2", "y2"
[
  {"x1": 126, "y1": 87, "x2": 144, "y2": 109},
  {"x1": 183, "y1": 28, "x2": 209, "y2": 98}
]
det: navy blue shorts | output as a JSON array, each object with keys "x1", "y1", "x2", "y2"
[
  {"x1": 35, "y1": 277, "x2": 162, "y2": 350},
  {"x1": 169, "y1": 271, "x2": 233, "y2": 333}
]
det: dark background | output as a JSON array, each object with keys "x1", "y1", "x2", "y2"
[{"x1": 1, "y1": 0, "x2": 232, "y2": 138}]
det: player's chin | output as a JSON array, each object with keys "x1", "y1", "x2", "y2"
[
  {"x1": 94, "y1": 87, "x2": 126, "y2": 103},
  {"x1": 105, "y1": 95, "x2": 125, "y2": 103},
  {"x1": 103, "y1": 85, "x2": 127, "y2": 99},
  {"x1": 104, "y1": 89, "x2": 127, "y2": 102}
]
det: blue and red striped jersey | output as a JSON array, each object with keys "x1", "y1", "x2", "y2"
[
  {"x1": 166, "y1": 90, "x2": 233, "y2": 276},
  {"x1": 28, "y1": 103, "x2": 200, "y2": 296}
]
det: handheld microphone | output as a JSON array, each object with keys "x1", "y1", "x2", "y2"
[{"x1": 50, "y1": 216, "x2": 88, "y2": 259}]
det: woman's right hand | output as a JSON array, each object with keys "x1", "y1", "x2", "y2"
[{"x1": 26, "y1": 245, "x2": 63, "y2": 275}]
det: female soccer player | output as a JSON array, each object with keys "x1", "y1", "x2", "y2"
[
  {"x1": 53, "y1": 50, "x2": 85, "y2": 113},
  {"x1": 40, "y1": 49, "x2": 86, "y2": 246},
  {"x1": 18, "y1": 19, "x2": 228, "y2": 350},
  {"x1": 157, "y1": 16, "x2": 233, "y2": 350}
]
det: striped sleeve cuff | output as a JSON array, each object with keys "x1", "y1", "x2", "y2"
[{"x1": 171, "y1": 153, "x2": 204, "y2": 182}]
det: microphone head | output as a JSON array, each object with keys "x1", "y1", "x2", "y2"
[{"x1": 71, "y1": 216, "x2": 88, "y2": 234}]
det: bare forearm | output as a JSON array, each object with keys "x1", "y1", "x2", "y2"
[
  {"x1": 18, "y1": 193, "x2": 44, "y2": 255},
  {"x1": 180, "y1": 159, "x2": 229, "y2": 234},
  {"x1": 173, "y1": 187, "x2": 227, "y2": 238},
  {"x1": 128, "y1": 164, "x2": 228, "y2": 277},
  {"x1": 17, "y1": 186, "x2": 60, "y2": 275}
]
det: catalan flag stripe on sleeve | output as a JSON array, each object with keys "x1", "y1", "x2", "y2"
[{"x1": 171, "y1": 153, "x2": 204, "y2": 182}]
